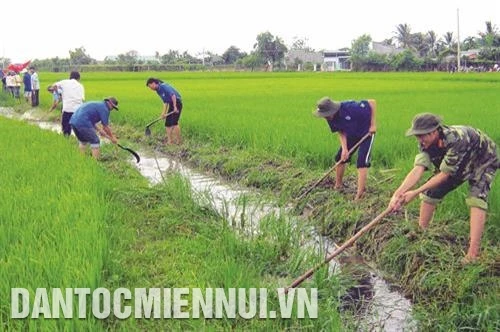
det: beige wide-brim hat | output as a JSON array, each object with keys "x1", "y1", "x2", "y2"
[
  {"x1": 313, "y1": 97, "x2": 341, "y2": 118},
  {"x1": 405, "y1": 113, "x2": 442, "y2": 136}
]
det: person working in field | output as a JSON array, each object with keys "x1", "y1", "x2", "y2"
[
  {"x1": 146, "y1": 77, "x2": 183, "y2": 145},
  {"x1": 47, "y1": 85, "x2": 62, "y2": 112},
  {"x1": 314, "y1": 97, "x2": 377, "y2": 201},
  {"x1": 50, "y1": 71, "x2": 85, "y2": 137},
  {"x1": 69, "y1": 97, "x2": 119, "y2": 160},
  {"x1": 389, "y1": 113, "x2": 499, "y2": 263}
]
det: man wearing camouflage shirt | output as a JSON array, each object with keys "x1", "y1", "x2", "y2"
[{"x1": 389, "y1": 113, "x2": 498, "y2": 262}]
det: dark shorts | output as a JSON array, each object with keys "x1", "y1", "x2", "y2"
[
  {"x1": 421, "y1": 162, "x2": 497, "y2": 210},
  {"x1": 165, "y1": 101, "x2": 182, "y2": 127},
  {"x1": 71, "y1": 126, "x2": 100, "y2": 147},
  {"x1": 334, "y1": 134, "x2": 375, "y2": 168}
]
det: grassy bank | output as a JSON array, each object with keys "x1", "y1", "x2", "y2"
[
  {"x1": 0, "y1": 115, "x2": 346, "y2": 330},
  {"x1": 2, "y1": 71, "x2": 499, "y2": 330}
]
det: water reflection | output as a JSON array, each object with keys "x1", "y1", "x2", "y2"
[
  {"x1": 135, "y1": 151, "x2": 415, "y2": 331},
  {"x1": 0, "y1": 107, "x2": 415, "y2": 331}
]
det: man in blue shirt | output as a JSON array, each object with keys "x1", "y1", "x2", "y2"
[
  {"x1": 69, "y1": 97, "x2": 119, "y2": 160},
  {"x1": 314, "y1": 97, "x2": 377, "y2": 200},
  {"x1": 146, "y1": 77, "x2": 183, "y2": 145},
  {"x1": 22, "y1": 70, "x2": 32, "y2": 103}
]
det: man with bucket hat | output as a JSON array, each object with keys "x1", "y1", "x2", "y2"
[
  {"x1": 69, "y1": 97, "x2": 120, "y2": 160},
  {"x1": 314, "y1": 97, "x2": 377, "y2": 201},
  {"x1": 389, "y1": 113, "x2": 499, "y2": 263}
]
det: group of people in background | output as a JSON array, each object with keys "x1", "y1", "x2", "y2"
[
  {"x1": 1, "y1": 68, "x2": 183, "y2": 159},
  {"x1": 0, "y1": 67, "x2": 39, "y2": 106}
]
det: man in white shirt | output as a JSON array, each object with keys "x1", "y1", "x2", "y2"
[
  {"x1": 29, "y1": 67, "x2": 40, "y2": 106},
  {"x1": 51, "y1": 71, "x2": 85, "y2": 136}
]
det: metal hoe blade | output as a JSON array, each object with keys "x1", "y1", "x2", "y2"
[{"x1": 117, "y1": 144, "x2": 141, "y2": 163}]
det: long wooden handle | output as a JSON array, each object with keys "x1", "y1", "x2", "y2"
[
  {"x1": 285, "y1": 207, "x2": 392, "y2": 292},
  {"x1": 145, "y1": 111, "x2": 176, "y2": 128},
  {"x1": 295, "y1": 132, "x2": 373, "y2": 201}
]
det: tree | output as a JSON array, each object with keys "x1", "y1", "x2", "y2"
[
  {"x1": 253, "y1": 31, "x2": 288, "y2": 70},
  {"x1": 441, "y1": 32, "x2": 456, "y2": 56},
  {"x1": 424, "y1": 31, "x2": 440, "y2": 57},
  {"x1": 222, "y1": 46, "x2": 246, "y2": 64},
  {"x1": 382, "y1": 38, "x2": 395, "y2": 46},
  {"x1": 0, "y1": 57, "x2": 11, "y2": 69},
  {"x1": 479, "y1": 21, "x2": 500, "y2": 47},
  {"x1": 394, "y1": 23, "x2": 413, "y2": 48},
  {"x1": 350, "y1": 34, "x2": 372, "y2": 71},
  {"x1": 291, "y1": 36, "x2": 313, "y2": 51},
  {"x1": 411, "y1": 32, "x2": 426, "y2": 56},
  {"x1": 161, "y1": 50, "x2": 181, "y2": 64},
  {"x1": 350, "y1": 34, "x2": 372, "y2": 59},
  {"x1": 462, "y1": 36, "x2": 478, "y2": 51},
  {"x1": 390, "y1": 49, "x2": 423, "y2": 71},
  {"x1": 239, "y1": 53, "x2": 260, "y2": 71},
  {"x1": 69, "y1": 47, "x2": 95, "y2": 65}
]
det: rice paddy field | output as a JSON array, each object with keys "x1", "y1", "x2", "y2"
[{"x1": 1, "y1": 71, "x2": 499, "y2": 330}]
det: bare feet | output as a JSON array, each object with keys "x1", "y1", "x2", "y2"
[
  {"x1": 334, "y1": 183, "x2": 347, "y2": 191},
  {"x1": 461, "y1": 254, "x2": 479, "y2": 265},
  {"x1": 354, "y1": 188, "x2": 366, "y2": 201}
]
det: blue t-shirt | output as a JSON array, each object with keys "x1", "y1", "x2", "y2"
[
  {"x1": 52, "y1": 90, "x2": 61, "y2": 102},
  {"x1": 23, "y1": 73, "x2": 32, "y2": 91},
  {"x1": 156, "y1": 83, "x2": 182, "y2": 104},
  {"x1": 69, "y1": 101, "x2": 111, "y2": 128},
  {"x1": 326, "y1": 100, "x2": 371, "y2": 137}
]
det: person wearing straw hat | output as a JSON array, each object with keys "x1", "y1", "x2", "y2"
[
  {"x1": 69, "y1": 97, "x2": 120, "y2": 160},
  {"x1": 389, "y1": 113, "x2": 499, "y2": 263},
  {"x1": 314, "y1": 97, "x2": 377, "y2": 201}
]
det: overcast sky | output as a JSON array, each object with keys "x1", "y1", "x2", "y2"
[{"x1": 2, "y1": 0, "x2": 498, "y2": 63}]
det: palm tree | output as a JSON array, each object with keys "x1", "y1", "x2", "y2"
[
  {"x1": 411, "y1": 32, "x2": 426, "y2": 56},
  {"x1": 382, "y1": 38, "x2": 394, "y2": 46},
  {"x1": 394, "y1": 23, "x2": 413, "y2": 48},
  {"x1": 442, "y1": 32, "x2": 456, "y2": 53},
  {"x1": 479, "y1": 21, "x2": 500, "y2": 47},
  {"x1": 425, "y1": 31, "x2": 439, "y2": 57},
  {"x1": 461, "y1": 37, "x2": 478, "y2": 51}
]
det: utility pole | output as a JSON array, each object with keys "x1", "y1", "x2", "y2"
[{"x1": 457, "y1": 8, "x2": 461, "y2": 71}]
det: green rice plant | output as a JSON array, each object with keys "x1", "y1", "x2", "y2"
[
  {"x1": 101, "y1": 173, "x2": 343, "y2": 330},
  {"x1": 4, "y1": 71, "x2": 499, "y2": 330},
  {"x1": 0, "y1": 117, "x2": 111, "y2": 330}
]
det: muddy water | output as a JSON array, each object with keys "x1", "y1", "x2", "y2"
[{"x1": 1, "y1": 107, "x2": 415, "y2": 331}]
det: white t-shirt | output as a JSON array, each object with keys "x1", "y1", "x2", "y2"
[
  {"x1": 55, "y1": 79, "x2": 85, "y2": 113},
  {"x1": 31, "y1": 72, "x2": 40, "y2": 90}
]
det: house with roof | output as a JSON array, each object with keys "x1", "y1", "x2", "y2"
[{"x1": 322, "y1": 50, "x2": 351, "y2": 71}]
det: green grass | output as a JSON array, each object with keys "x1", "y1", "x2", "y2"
[
  {"x1": 2, "y1": 71, "x2": 499, "y2": 330},
  {"x1": 0, "y1": 117, "x2": 109, "y2": 330},
  {"x1": 0, "y1": 116, "x2": 343, "y2": 330}
]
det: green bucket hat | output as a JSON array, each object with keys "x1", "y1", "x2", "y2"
[
  {"x1": 314, "y1": 97, "x2": 341, "y2": 118},
  {"x1": 405, "y1": 113, "x2": 442, "y2": 136}
]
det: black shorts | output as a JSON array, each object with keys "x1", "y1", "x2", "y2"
[
  {"x1": 165, "y1": 101, "x2": 182, "y2": 127},
  {"x1": 334, "y1": 134, "x2": 375, "y2": 168}
]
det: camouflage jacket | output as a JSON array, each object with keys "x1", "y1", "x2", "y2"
[{"x1": 414, "y1": 125, "x2": 499, "y2": 180}]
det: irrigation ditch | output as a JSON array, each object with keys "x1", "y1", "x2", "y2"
[
  {"x1": 1, "y1": 106, "x2": 414, "y2": 330},
  {"x1": 2, "y1": 105, "x2": 498, "y2": 330}
]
